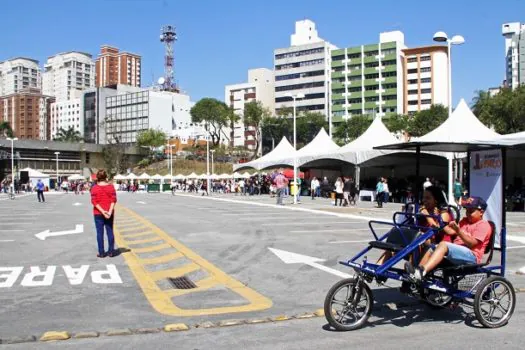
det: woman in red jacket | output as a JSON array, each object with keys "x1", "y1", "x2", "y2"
[{"x1": 90, "y1": 169, "x2": 117, "y2": 258}]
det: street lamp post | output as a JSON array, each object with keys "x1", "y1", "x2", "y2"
[
  {"x1": 433, "y1": 31, "x2": 465, "y2": 204},
  {"x1": 6, "y1": 137, "x2": 18, "y2": 195},
  {"x1": 54, "y1": 152, "x2": 60, "y2": 190},
  {"x1": 206, "y1": 123, "x2": 210, "y2": 195},
  {"x1": 286, "y1": 92, "x2": 305, "y2": 204},
  {"x1": 210, "y1": 149, "x2": 216, "y2": 175}
]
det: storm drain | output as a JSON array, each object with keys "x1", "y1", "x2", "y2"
[{"x1": 168, "y1": 276, "x2": 198, "y2": 289}]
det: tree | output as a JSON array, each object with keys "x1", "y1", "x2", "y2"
[
  {"x1": 0, "y1": 121, "x2": 14, "y2": 138},
  {"x1": 102, "y1": 138, "x2": 130, "y2": 176},
  {"x1": 53, "y1": 126, "x2": 83, "y2": 142},
  {"x1": 261, "y1": 115, "x2": 291, "y2": 152},
  {"x1": 190, "y1": 98, "x2": 228, "y2": 146},
  {"x1": 276, "y1": 107, "x2": 293, "y2": 118},
  {"x1": 295, "y1": 112, "x2": 329, "y2": 146},
  {"x1": 333, "y1": 115, "x2": 372, "y2": 144},
  {"x1": 472, "y1": 87, "x2": 525, "y2": 134},
  {"x1": 384, "y1": 113, "x2": 410, "y2": 134},
  {"x1": 243, "y1": 101, "x2": 270, "y2": 158},
  {"x1": 224, "y1": 106, "x2": 240, "y2": 148},
  {"x1": 136, "y1": 129, "x2": 167, "y2": 160},
  {"x1": 407, "y1": 104, "x2": 448, "y2": 137}
]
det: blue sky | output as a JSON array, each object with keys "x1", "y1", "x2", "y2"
[{"x1": 2, "y1": 0, "x2": 524, "y2": 107}]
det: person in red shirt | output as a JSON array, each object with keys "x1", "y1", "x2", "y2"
[
  {"x1": 90, "y1": 169, "x2": 118, "y2": 258},
  {"x1": 407, "y1": 196, "x2": 492, "y2": 281}
]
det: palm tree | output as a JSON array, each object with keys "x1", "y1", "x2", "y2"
[
  {"x1": 53, "y1": 126, "x2": 83, "y2": 142},
  {"x1": 0, "y1": 121, "x2": 14, "y2": 138}
]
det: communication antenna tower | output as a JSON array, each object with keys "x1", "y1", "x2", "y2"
[{"x1": 160, "y1": 25, "x2": 178, "y2": 92}]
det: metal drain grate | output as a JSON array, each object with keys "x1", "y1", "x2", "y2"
[{"x1": 168, "y1": 276, "x2": 197, "y2": 289}]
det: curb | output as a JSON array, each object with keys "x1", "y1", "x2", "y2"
[{"x1": 1, "y1": 290, "x2": 524, "y2": 345}]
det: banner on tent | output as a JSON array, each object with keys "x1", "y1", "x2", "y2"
[{"x1": 469, "y1": 149, "x2": 503, "y2": 246}]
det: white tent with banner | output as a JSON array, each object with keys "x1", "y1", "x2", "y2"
[
  {"x1": 234, "y1": 137, "x2": 295, "y2": 171},
  {"x1": 20, "y1": 167, "x2": 50, "y2": 189}
]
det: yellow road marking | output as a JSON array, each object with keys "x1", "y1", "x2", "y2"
[
  {"x1": 124, "y1": 237, "x2": 164, "y2": 245},
  {"x1": 121, "y1": 231, "x2": 156, "y2": 239},
  {"x1": 114, "y1": 205, "x2": 272, "y2": 316},
  {"x1": 139, "y1": 252, "x2": 184, "y2": 265},
  {"x1": 133, "y1": 243, "x2": 172, "y2": 254}
]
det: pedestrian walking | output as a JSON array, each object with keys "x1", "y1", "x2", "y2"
[
  {"x1": 376, "y1": 177, "x2": 384, "y2": 208},
  {"x1": 335, "y1": 177, "x2": 344, "y2": 206},
  {"x1": 90, "y1": 169, "x2": 117, "y2": 258},
  {"x1": 274, "y1": 170, "x2": 288, "y2": 205},
  {"x1": 36, "y1": 179, "x2": 45, "y2": 203}
]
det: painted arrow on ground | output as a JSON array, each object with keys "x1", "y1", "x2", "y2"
[
  {"x1": 35, "y1": 224, "x2": 84, "y2": 240},
  {"x1": 268, "y1": 247, "x2": 352, "y2": 279}
]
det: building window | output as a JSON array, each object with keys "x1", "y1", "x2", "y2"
[
  {"x1": 407, "y1": 79, "x2": 418, "y2": 84},
  {"x1": 407, "y1": 68, "x2": 418, "y2": 74},
  {"x1": 420, "y1": 56, "x2": 431, "y2": 61},
  {"x1": 421, "y1": 88, "x2": 431, "y2": 94},
  {"x1": 421, "y1": 77, "x2": 431, "y2": 83},
  {"x1": 407, "y1": 57, "x2": 417, "y2": 63},
  {"x1": 408, "y1": 100, "x2": 418, "y2": 105},
  {"x1": 421, "y1": 99, "x2": 432, "y2": 104},
  {"x1": 347, "y1": 53, "x2": 361, "y2": 59},
  {"x1": 420, "y1": 67, "x2": 431, "y2": 73},
  {"x1": 275, "y1": 47, "x2": 324, "y2": 60}
]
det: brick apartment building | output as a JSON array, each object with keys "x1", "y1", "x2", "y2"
[{"x1": 95, "y1": 45, "x2": 141, "y2": 87}]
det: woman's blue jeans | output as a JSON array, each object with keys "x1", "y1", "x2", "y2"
[{"x1": 94, "y1": 214, "x2": 115, "y2": 255}]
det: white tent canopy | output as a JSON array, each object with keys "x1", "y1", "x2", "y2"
[
  {"x1": 187, "y1": 172, "x2": 198, "y2": 179},
  {"x1": 138, "y1": 173, "x2": 151, "y2": 180},
  {"x1": 126, "y1": 173, "x2": 137, "y2": 180},
  {"x1": 337, "y1": 116, "x2": 402, "y2": 165},
  {"x1": 218, "y1": 173, "x2": 232, "y2": 179},
  {"x1": 294, "y1": 128, "x2": 341, "y2": 166},
  {"x1": 114, "y1": 174, "x2": 126, "y2": 180},
  {"x1": 68, "y1": 174, "x2": 85, "y2": 181},
  {"x1": 174, "y1": 174, "x2": 186, "y2": 180},
  {"x1": 417, "y1": 99, "x2": 500, "y2": 143},
  {"x1": 151, "y1": 174, "x2": 163, "y2": 180},
  {"x1": 20, "y1": 167, "x2": 49, "y2": 178},
  {"x1": 234, "y1": 137, "x2": 295, "y2": 171}
]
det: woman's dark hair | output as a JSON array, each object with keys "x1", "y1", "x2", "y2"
[
  {"x1": 96, "y1": 169, "x2": 108, "y2": 182},
  {"x1": 424, "y1": 185, "x2": 447, "y2": 208}
]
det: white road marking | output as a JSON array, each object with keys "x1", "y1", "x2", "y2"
[
  {"x1": 35, "y1": 224, "x2": 84, "y2": 240},
  {"x1": 329, "y1": 240, "x2": 372, "y2": 244},
  {"x1": 0, "y1": 240, "x2": 15, "y2": 243},
  {"x1": 238, "y1": 217, "x2": 301, "y2": 221},
  {"x1": 507, "y1": 245, "x2": 525, "y2": 250},
  {"x1": 137, "y1": 201, "x2": 146, "y2": 204},
  {"x1": 73, "y1": 202, "x2": 82, "y2": 206},
  {"x1": 0, "y1": 230, "x2": 24, "y2": 232},
  {"x1": 290, "y1": 228, "x2": 372, "y2": 233},
  {"x1": 506, "y1": 222, "x2": 525, "y2": 226},
  {"x1": 261, "y1": 221, "x2": 363, "y2": 226},
  {"x1": 1, "y1": 223, "x2": 34, "y2": 225},
  {"x1": 268, "y1": 247, "x2": 352, "y2": 279},
  {"x1": 507, "y1": 235, "x2": 525, "y2": 244},
  {"x1": 175, "y1": 194, "x2": 378, "y2": 222},
  {"x1": 519, "y1": 266, "x2": 525, "y2": 274}
]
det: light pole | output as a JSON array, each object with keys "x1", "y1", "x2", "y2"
[
  {"x1": 54, "y1": 152, "x2": 60, "y2": 190},
  {"x1": 286, "y1": 92, "x2": 305, "y2": 204},
  {"x1": 433, "y1": 31, "x2": 465, "y2": 204},
  {"x1": 6, "y1": 137, "x2": 18, "y2": 195},
  {"x1": 210, "y1": 150, "x2": 216, "y2": 175},
  {"x1": 166, "y1": 142, "x2": 174, "y2": 181},
  {"x1": 206, "y1": 123, "x2": 210, "y2": 195}
]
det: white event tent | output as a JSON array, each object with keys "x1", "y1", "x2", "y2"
[
  {"x1": 138, "y1": 173, "x2": 151, "y2": 181},
  {"x1": 20, "y1": 167, "x2": 50, "y2": 188},
  {"x1": 234, "y1": 137, "x2": 295, "y2": 171}
]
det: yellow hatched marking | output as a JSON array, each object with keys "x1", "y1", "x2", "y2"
[
  {"x1": 149, "y1": 263, "x2": 201, "y2": 281},
  {"x1": 118, "y1": 226, "x2": 148, "y2": 233},
  {"x1": 114, "y1": 204, "x2": 272, "y2": 316},
  {"x1": 121, "y1": 231, "x2": 156, "y2": 239},
  {"x1": 133, "y1": 243, "x2": 172, "y2": 254},
  {"x1": 139, "y1": 252, "x2": 184, "y2": 265},
  {"x1": 125, "y1": 237, "x2": 164, "y2": 245}
]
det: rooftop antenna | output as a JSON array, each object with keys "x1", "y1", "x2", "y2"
[{"x1": 160, "y1": 25, "x2": 179, "y2": 92}]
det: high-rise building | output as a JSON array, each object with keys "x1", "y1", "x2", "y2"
[
  {"x1": 274, "y1": 20, "x2": 336, "y2": 117},
  {"x1": 0, "y1": 58, "x2": 41, "y2": 96},
  {"x1": 502, "y1": 22, "x2": 525, "y2": 89},
  {"x1": 104, "y1": 87, "x2": 193, "y2": 144},
  {"x1": 224, "y1": 68, "x2": 274, "y2": 151},
  {"x1": 49, "y1": 97, "x2": 84, "y2": 140},
  {"x1": 330, "y1": 31, "x2": 406, "y2": 121},
  {"x1": 42, "y1": 51, "x2": 95, "y2": 101},
  {"x1": 95, "y1": 45, "x2": 141, "y2": 87},
  {"x1": 0, "y1": 88, "x2": 51, "y2": 140},
  {"x1": 402, "y1": 45, "x2": 449, "y2": 114}
]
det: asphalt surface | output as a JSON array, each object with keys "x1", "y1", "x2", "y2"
[{"x1": 1, "y1": 191, "x2": 524, "y2": 348}]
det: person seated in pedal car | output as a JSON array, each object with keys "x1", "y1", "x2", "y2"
[
  {"x1": 406, "y1": 196, "x2": 492, "y2": 281},
  {"x1": 378, "y1": 186, "x2": 453, "y2": 265}
]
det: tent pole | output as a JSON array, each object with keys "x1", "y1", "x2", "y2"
[
  {"x1": 501, "y1": 147, "x2": 507, "y2": 275},
  {"x1": 415, "y1": 146, "x2": 420, "y2": 205}
]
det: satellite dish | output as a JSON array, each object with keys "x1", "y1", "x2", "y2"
[{"x1": 158, "y1": 77, "x2": 165, "y2": 85}]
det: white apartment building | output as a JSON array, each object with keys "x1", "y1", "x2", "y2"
[
  {"x1": 104, "y1": 87, "x2": 193, "y2": 144},
  {"x1": 0, "y1": 57, "x2": 41, "y2": 96},
  {"x1": 43, "y1": 51, "x2": 95, "y2": 101},
  {"x1": 274, "y1": 20, "x2": 336, "y2": 117},
  {"x1": 49, "y1": 93, "x2": 84, "y2": 140},
  {"x1": 502, "y1": 22, "x2": 525, "y2": 89},
  {"x1": 402, "y1": 45, "x2": 449, "y2": 114},
  {"x1": 224, "y1": 68, "x2": 274, "y2": 151}
]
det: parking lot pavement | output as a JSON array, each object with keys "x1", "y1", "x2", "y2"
[{"x1": 1, "y1": 191, "x2": 524, "y2": 347}]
